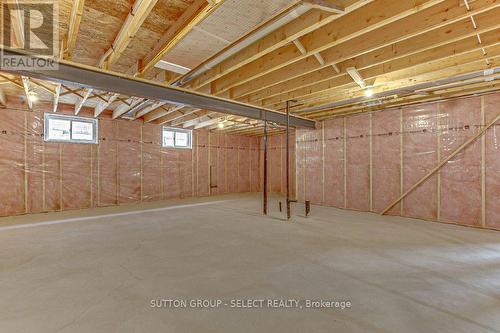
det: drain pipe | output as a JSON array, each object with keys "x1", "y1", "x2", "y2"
[
  {"x1": 285, "y1": 99, "x2": 298, "y2": 220},
  {"x1": 263, "y1": 119, "x2": 268, "y2": 215}
]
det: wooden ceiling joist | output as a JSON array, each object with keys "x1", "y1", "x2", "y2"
[
  {"x1": 301, "y1": 0, "x2": 345, "y2": 13},
  {"x1": 135, "y1": 101, "x2": 167, "y2": 119},
  {"x1": 299, "y1": 59, "x2": 500, "y2": 117},
  {"x1": 185, "y1": 1, "x2": 359, "y2": 90},
  {"x1": 100, "y1": 0, "x2": 160, "y2": 68},
  {"x1": 182, "y1": 114, "x2": 213, "y2": 128},
  {"x1": 235, "y1": 0, "x2": 500, "y2": 104},
  {"x1": 144, "y1": 104, "x2": 186, "y2": 123},
  {"x1": 204, "y1": 0, "x2": 447, "y2": 95},
  {"x1": 170, "y1": 110, "x2": 207, "y2": 126},
  {"x1": 193, "y1": 114, "x2": 225, "y2": 129},
  {"x1": 137, "y1": 0, "x2": 226, "y2": 76},
  {"x1": 8, "y1": 0, "x2": 24, "y2": 48},
  {"x1": 64, "y1": 0, "x2": 85, "y2": 59},
  {"x1": 229, "y1": 0, "x2": 500, "y2": 107},
  {"x1": 61, "y1": 85, "x2": 84, "y2": 99},
  {"x1": 247, "y1": 12, "x2": 500, "y2": 105},
  {"x1": 157, "y1": 108, "x2": 201, "y2": 126},
  {"x1": 0, "y1": 74, "x2": 23, "y2": 89},
  {"x1": 311, "y1": 80, "x2": 500, "y2": 120},
  {"x1": 296, "y1": 44, "x2": 500, "y2": 111},
  {"x1": 30, "y1": 79, "x2": 56, "y2": 95},
  {"x1": 112, "y1": 98, "x2": 146, "y2": 119}
]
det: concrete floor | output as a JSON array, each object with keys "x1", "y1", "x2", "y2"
[{"x1": 1, "y1": 194, "x2": 500, "y2": 333}]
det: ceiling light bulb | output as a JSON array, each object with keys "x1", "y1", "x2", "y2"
[
  {"x1": 218, "y1": 122, "x2": 224, "y2": 129},
  {"x1": 364, "y1": 88, "x2": 374, "y2": 97}
]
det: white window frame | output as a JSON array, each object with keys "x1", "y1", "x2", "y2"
[
  {"x1": 44, "y1": 113, "x2": 98, "y2": 144},
  {"x1": 162, "y1": 126, "x2": 192, "y2": 149}
]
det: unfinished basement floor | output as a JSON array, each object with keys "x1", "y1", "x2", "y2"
[{"x1": 1, "y1": 194, "x2": 500, "y2": 333}]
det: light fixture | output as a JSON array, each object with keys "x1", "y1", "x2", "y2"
[
  {"x1": 364, "y1": 88, "x2": 374, "y2": 97},
  {"x1": 218, "y1": 122, "x2": 224, "y2": 129}
]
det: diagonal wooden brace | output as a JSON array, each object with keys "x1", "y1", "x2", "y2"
[{"x1": 381, "y1": 112, "x2": 500, "y2": 215}]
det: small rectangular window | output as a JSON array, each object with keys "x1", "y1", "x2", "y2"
[
  {"x1": 162, "y1": 127, "x2": 192, "y2": 149},
  {"x1": 44, "y1": 113, "x2": 98, "y2": 144}
]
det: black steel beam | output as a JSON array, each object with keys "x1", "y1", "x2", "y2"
[{"x1": 0, "y1": 48, "x2": 316, "y2": 128}]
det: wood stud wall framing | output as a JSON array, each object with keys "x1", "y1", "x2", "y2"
[
  {"x1": 4, "y1": 105, "x2": 261, "y2": 218},
  {"x1": 296, "y1": 93, "x2": 499, "y2": 229}
]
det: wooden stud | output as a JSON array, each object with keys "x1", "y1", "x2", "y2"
[
  {"x1": 480, "y1": 96, "x2": 486, "y2": 227},
  {"x1": 382, "y1": 112, "x2": 500, "y2": 215}
]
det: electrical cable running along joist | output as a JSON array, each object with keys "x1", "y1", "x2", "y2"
[{"x1": 0, "y1": 47, "x2": 316, "y2": 129}]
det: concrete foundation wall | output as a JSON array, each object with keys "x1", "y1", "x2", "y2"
[
  {"x1": 0, "y1": 100, "x2": 260, "y2": 217},
  {"x1": 294, "y1": 93, "x2": 500, "y2": 230}
]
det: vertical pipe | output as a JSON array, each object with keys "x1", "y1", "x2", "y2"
[
  {"x1": 24, "y1": 111, "x2": 28, "y2": 214},
  {"x1": 263, "y1": 120, "x2": 268, "y2": 215},
  {"x1": 286, "y1": 100, "x2": 291, "y2": 220},
  {"x1": 480, "y1": 96, "x2": 486, "y2": 227}
]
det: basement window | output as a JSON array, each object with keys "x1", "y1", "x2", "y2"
[
  {"x1": 162, "y1": 127, "x2": 192, "y2": 149},
  {"x1": 44, "y1": 113, "x2": 98, "y2": 144}
]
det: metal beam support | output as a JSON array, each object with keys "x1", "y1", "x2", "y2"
[
  {"x1": 1, "y1": 48, "x2": 315, "y2": 128},
  {"x1": 286, "y1": 100, "x2": 291, "y2": 220},
  {"x1": 263, "y1": 120, "x2": 268, "y2": 215}
]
